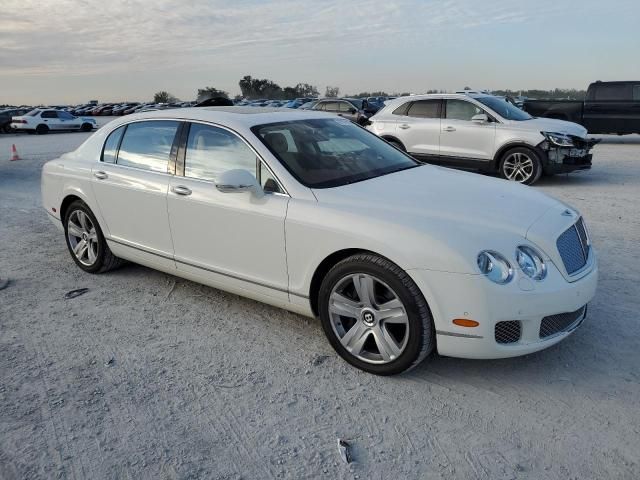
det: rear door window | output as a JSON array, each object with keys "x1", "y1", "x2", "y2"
[
  {"x1": 593, "y1": 84, "x2": 630, "y2": 101},
  {"x1": 117, "y1": 120, "x2": 179, "y2": 173},
  {"x1": 102, "y1": 126, "x2": 126, "y2": 164},
  {"x1": 406, "y1": 100, "x2": 441, "y2": 118},
  {"x1": 392, "y1": 103, "x2": 410, "y2": 116},
  {"x1": 633, "y1": 85, "x2": 640, "y2": 101},
  {"x1": 41, "y1": 110, "x2": 59, "y2": 119}
]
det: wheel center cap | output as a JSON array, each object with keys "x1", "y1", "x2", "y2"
[
  {"x1": 361, "y1": 309, "x2": 376, "y2": 327},
  {"x1": 82, "y1": 232, "x2": 88, "y2": 241}
]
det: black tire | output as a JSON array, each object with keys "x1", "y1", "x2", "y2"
[
  {"x1": 499, "y1": 146, "x2": 543, "y2": 185},
  {"x1": 63, "y1": 200, "x2": 124, "y2": 274},
  {"x1": 318, "y1": 253, "x2": 435, "y2": 375},
  {"x1": 386, "y1": 139, "x2": 406, "y2": 151},
  {"x1": 35, "y1": 124, "x2": 49, "y2": 135},
  {"x1": 81, "y1": 123, "x2": 93, "y2": 132}
]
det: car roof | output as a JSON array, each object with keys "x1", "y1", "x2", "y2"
[
  {"x1": 109, "y1": 106, "x2": 334, "y2": 130},
  {"x1": 382, "y1": 93, "x2": 493, "y2": 107}
]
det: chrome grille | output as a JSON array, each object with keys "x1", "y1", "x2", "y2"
[
  {"x1": 539, "y1": 305, "x2": 586, "y2": 339},
  {"x1": 495, "y1": 321, "x2": 521, "y2": 344},
  {"x1": 557, "y1": 218, "x2": 590, "y2": 275}
]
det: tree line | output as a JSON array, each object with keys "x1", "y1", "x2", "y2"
[{"x1": 153, "y1": 79, "x2": 589, "y2": 103}]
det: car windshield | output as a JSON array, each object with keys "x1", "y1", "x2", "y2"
[
  {"x1": 252, "y1": 118, "x2": 419, "y2": 188},
  {"x1": 475, "y1": 96, "x2": 532, "y2": 121}
]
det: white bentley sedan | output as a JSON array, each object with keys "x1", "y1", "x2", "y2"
[{"x1": 42, "y1": 107, "x2": 598, "y2": 375}]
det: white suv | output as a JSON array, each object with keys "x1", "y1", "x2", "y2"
[{"x1": 367, "y1": 94, "x2": 599, "y2": 185}]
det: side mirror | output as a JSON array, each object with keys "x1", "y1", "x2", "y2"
[
  {"x1": 215, "y1": 169, "x2": 263, "y2": 197},
  {"x1": 472, "y1": 113, "x2": 489, "y2": 123}
]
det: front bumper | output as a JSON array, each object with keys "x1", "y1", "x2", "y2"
[
  {"x1": 408, "y1": 259, "x2": 598, "y2": 359},
  {"x1": 540, "y1": 137, "x2": 600, "y2": 174}
]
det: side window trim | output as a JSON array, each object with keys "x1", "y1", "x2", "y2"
[
  {"x1": 112, "y1": 120, "x2": 180, "y2": 174},
  {"x1": 100, "y1": 124, "x2": 127, "y2": 163},
  {"x1": 182, "y1": 120, "x2": 289, "y2": 196}
]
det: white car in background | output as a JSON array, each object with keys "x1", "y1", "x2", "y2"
[
  {"x1": 11, "y1": 109, "x2": 96, "y2": 134},
  {"x1": 41, "y1": 108, "x2": 597, "y2": 375},
  {"x1": 367, "y1": 94, "x2": 599, "y2": 185}
]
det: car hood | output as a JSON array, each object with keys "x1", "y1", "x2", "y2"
[
  {"x1": 311, "y1": 165, "x2": 563, "y2": 272},
  {"x1": 510, "y1": 117, "x2": 588, "y2": 138}
]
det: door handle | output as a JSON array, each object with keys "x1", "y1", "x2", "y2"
[
  {"x1": 399, "y1": 124, "x2": 411, "y2": 129},
  {"x1": 93, "y1": 171, "x2": 108, "y2": 180},
  {"x1": 171, "y1": 185, "x2": 192, "y2": 196},
  {"x1": 443, "y1": 126, "x2": 456, "y2": 132}
]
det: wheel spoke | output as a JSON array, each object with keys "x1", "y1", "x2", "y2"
[
  {"x1": 329, "y1": 293, "x2": 359, "y2": 318},
  {"x1": 372, "y1": 326, "x2": 402, "y2": 362},
  {"x1": 352, "y1": 274, "x2": 375, "y2": 307},
  {"x1": 78, "y1": 211, "x2": 90, "y2": 232},
  {"x1": 87, "y1": 243, "x2": 97, "y2": 263},
  {"x1": 376, "y1": 298, "x2": 407, "y2": 323},
  {"x1": 340, "y1": 323, "x2": 370, "y2": 356},
  {"x1": 73, "y1": 239, "x2": 87, "y2": 255},
  {"x1": 68, "y1": 219, "x2": 84, "y2": 237},
  {"x1": 88, "y1": 228, "x2": 98, "y2": 242}
]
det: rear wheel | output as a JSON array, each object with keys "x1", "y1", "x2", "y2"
[
  {"x1": 81, "y1": 123, "x2": 93, "y2": 132},
  {"x1": 64, "y1": 200, "x2": 124, "y2": 273},
  {"x1": 318, "y1": 253, "x2": 435, "y2": 375},
  {"x1": 385, "y1": 138, "x2": 406, "y2": 151},
  {"x1": 35, "y1": 124, "x2": 49, "y2": 135},
  {"x1": 499, "y1": 147, "x2": 542, "y2": 185}
]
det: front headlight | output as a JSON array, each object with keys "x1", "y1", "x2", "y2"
[
  {"x1": 542, "y1": 132, "x2": 574, "y2": 147},
  {"x1": 477, "y1": 251, "x2": 513, "y2": 284},
  {"x1": 516, "y1": 246, "x2": 547, "y2": 280}
]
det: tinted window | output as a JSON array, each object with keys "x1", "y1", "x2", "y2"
[
  {"x1": 445, "y1": 100, "x2": 483, "y2": 121},
  {"x1": 102, "y1": 126, "x2": 125, "y2": 164},
  {"x1": 252, "y1": 118, "x2": 418, "y2": 189},
  {"x1": 41, "y1": 111, "x2": 59, "y2": 119},
  {"x1": 117, "y1": 121, "x2": 179, "y2": 172},
  {"x1": 338, "y1": 102, "x2": 353, "y2": 113},
  {"x1": 594, "y1": 84, "x2": 629, "y2": 101},
  {"x1": 633, "y1": 85, "x2": 640, "y2": 101},
  {"x1": 58, "y1": 111, "x2": 75, "y2": 120},
  {"x1": 185, "y1": 123, "x2": 256, "y2": 182},
  {"x1": 407, "y1": 100, "x2": 440, "y2": 118},
  {"x1": 392, "y1": 103, "x2": 410, "y2": 116}
]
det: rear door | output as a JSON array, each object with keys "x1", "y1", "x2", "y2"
[
  {"x1": 393, "y1": 99, "x2": 442, "y2": 158},
  {"x1": 439, "y1": 99, "x2": 496, "y2": 164},
  {"x1": 91, "y1": 120, "x2": 180, "y2": 267},
  {"x1": 40, "y1": 110, "x2": 61, "y2": 130}
]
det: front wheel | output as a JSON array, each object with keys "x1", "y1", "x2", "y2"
[
  {"x1": 35, "y1": 124, "x2": 49, "y2": 135},
  {"x1": 81, "y1": 123, "x2": 93, "y2": 132},
  {"x1": 318, "y1": 253, "x2": 435, "y2": 375},
  {"x1": 64, "y1": 200, "x2": 124, "y2": 273},
  {"x1": 499, "y1": 147, "x2": 542, "y2": 185}
]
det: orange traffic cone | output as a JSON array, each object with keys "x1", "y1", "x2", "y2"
[{"x1": 10, "y1": 144, "x2": 21, "y2": 161}]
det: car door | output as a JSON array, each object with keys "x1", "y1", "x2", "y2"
[
  {"x1": 583, "y1": 83, "x2": 636, "y2": 134},
  {"x1": 91, "y1": 120, "x2": 180, "y2": 268},
  {"x1": 167, "y1": 122, "x2": 290, "y2": 301},
  {"x1": 40, "y1": 110, "x2": 61, "y2": 129},
  {"x1": 57, "y1": 110, "x2": 82, "y2": 130},
  {"x1": 439, "y1": 99, "x2": 496, "y2": 164},
  {"x1": 393, "y1": 99, "x2": 442, "y2": 158}
]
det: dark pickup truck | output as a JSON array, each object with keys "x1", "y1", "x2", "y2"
[{"x1": 522, "y1": 81, "x2": 640, "y2": 134}]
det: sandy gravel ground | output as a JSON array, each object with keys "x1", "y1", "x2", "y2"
[{"x1": 1, "y1": 124, "x2": 639, "y2": 479}]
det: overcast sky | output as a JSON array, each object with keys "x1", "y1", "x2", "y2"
[{"x1": 1, "y1": 0, "x2": 639, "y2": 104}]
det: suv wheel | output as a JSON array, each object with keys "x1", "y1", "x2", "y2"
[
  {"x1": 318, "y1": 253, "x2": 435, "y2": 375},
  {"x1": 499, "y1": 147, "x2": 542, "y2": 185}
]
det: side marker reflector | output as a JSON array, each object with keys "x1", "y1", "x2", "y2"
[{"x1": 453, "y1": 319, "x2": 479, "y2": 328}]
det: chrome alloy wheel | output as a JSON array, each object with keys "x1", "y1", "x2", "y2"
[
  {"x1": 67, "y1": 210, "x2": 98, "y2": 266},
  {"x1": 502, "y1": 152, "x2": 534, "y2": 183},
  {"x1": 328, "y1": 273, "x2": 409, "y2": 364}
]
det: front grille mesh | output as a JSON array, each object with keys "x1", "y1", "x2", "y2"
[
  {"x1": 540, "y1": 306, "x2": 586, "y2": 338},
  {"x1": 495, "y1": 321, "x2": 521, "y2": 344},
  {"x1": 557, "y1": 217, "x2": 590, "y2": 275}
]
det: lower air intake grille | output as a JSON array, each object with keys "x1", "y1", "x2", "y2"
[
  {"x1": 495, "y1": 321, "x2": 521, "y2": 344},
  {"x1": 539, "y1": 306, "x2": 586, "y2": 339}
]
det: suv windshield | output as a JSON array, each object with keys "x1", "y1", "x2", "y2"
[
  {"x1": 252, "y1": 118, "x2": 418, "y2": 188},
  {"x1": 476, "y1": 96, "x2": 532, "y2": 121}
]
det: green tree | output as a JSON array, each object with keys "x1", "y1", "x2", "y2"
[
  {"x1": 197, "y1": 87, "x2": 229, "y2": 102},
  {"x1": 153, "y1": 91, "x2": 177, "y2": 103}
]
